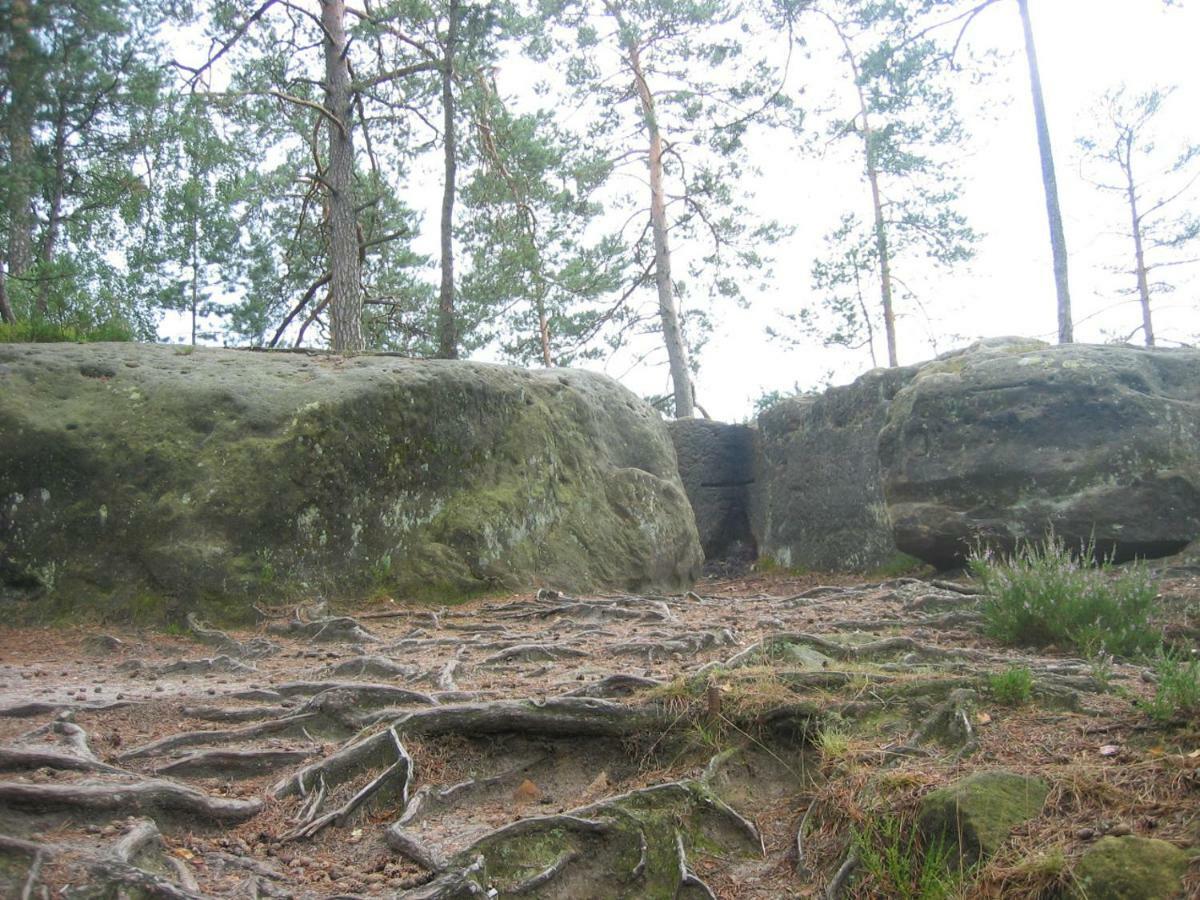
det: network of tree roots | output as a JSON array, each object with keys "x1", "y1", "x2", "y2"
[{"x1": 0, "y1": 571, "x2": 1197, "y2": 898}]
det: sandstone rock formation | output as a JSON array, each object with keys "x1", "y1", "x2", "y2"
[
  {"x1": 667, "y1": 418, "x2": 755, "y2": 563},
  {"x1": 0, "y1": 344, "x2": 702, "y2": 619},
  {"x1": 879, "y1": 340, "x2": 1200, "y2": 567},
  {"x1": 750, "y1": 366, "x2": 917, "y2": 572}
]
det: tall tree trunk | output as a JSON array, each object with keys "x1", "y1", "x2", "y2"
[
  {"x1": 617, "y1": 23, "x2": 693, "y2": 417},
  {"x1": 34, "y1": 110, "x2": 68, "y2": 320},
  {"x1": 535, "y1": 290, "x2": 552, "y2": 367},
  {"x1": 0, "y1": 264, "x2": 14, "y2": 324},
  {"x1": 826, "y1": 13, "x2": 898, "y2": 367},
  {"x1": 1017, "y1": 0, "x2": 1072, "y2": 343},
  {"x1": 863, "y1": 127, "x2": 898, "y2": 367},
  {"x1": 1121, "y1": 142, "x2": 1154, "y2": 347},
  {"x1": 5, "y1": 0, "x2": 37, "y2": 286},
  {"x1": 436, "y1": 0, "x2": 460, "y2": 360},
  {"x1": 321, "y1": 0, "x2": 365, "y2": 352},
  {"x1": 190, "y1": 225, "x2": 200, "y2": 346}
]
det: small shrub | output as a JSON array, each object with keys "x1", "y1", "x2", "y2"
[
  {"x1": 969, "y1": 534, "x2": 1159, "y2": 657},
  {"x1": 852, "y1": 814, "x2": 967, "y2": 900},
  {"x1": 0, "y1": 319, "x2": 135, "y2": 343},
  {"x1": 1144, "y1": 650, "x2": 1200, "y2": 723},
  {"x1": 988, "y1": 666, "x2": 1034, "y2": 706}
]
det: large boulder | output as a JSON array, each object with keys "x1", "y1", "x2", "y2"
[
  {"x1": 667, "y1": 419, "x2": 756, "y2": 562},
  {"x1": 750, "y1": 367, "x2": 917, "y2": 572},
  {"x1": 0, "y1": 343, "x2": 702, "y2": 620},
  {"x1": 879, "y1": 340, "x2": 1200, "y2": 568}
]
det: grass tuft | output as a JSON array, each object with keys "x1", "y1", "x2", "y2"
[
  {"x1": 988, "y1": 665, "x2": 1034, "y2": 706},
  {"x1": 1143, "y1": 649, "x2": 1200, "y2": 723},
  {"x1": 852, "y1": 814, "x2": 968, "y2": 900}
]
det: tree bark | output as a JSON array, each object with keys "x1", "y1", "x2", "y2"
[
  {"x1": 861, "y1": 112, "x2": 897, "y2": 367},
  {"x1": 0, "y1": 264, "x2": 14, "y2": 324},
  {"x1": 1017, "y1": 0, "x2": 1072, "y2": 343},
  {"x1": 321, "y1": 0, "x2": 365, "y2": 352},
  {"x1": 34, "y1": 107, "x2": 68, "y2": 321},
  {"x1": 613, "y1": 10, "x2": 693, "y2": 417},
  {"x1": 5, "y1": 0, "x2": 37, "y2": 286},
  {"x1": 1121, "y1": 137, "x2": 1154, "y2": 347},
  {"x1": 436, "y1": 0, "x2": 460, "y2": 360},
  {"x1": 824, "y1": 12, "x2": 898, "y2": 367}
]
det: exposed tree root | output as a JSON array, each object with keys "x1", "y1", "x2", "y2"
[
  {"x1": 0, "y1": 778, "x2": 263, "y2": 823},
  {"x1": 186, "y1": 613, "x2": 278, "y2": 659},
  {"x1": 267, "y1": 614, "x2": 378, "y2": 644},
  {"x1": 561, "y1": 673, "x2": 666, "y2": 698},
  {"x1": 401, "y1": 779, "x2": 762, "y2": 898},
  {"x1": 481, "y1": 644, "x2": 589, "y2": 665},
  {"x1": 611, "y1": 628, "x2": 737, "y2": 660},
  {"x1": 0, "y1": 745, "x2": 126, "y2": 775},
  {"x1": 725, "y1": 632, "x2": 989, "y2": 669},
  {"x1": 118, "y1": 713, "x2": 320, "y2": 760},
  {"x1": 153, "y1": 655, "x2": 257, "y2": 676},
  {"x1": 155, "y1": 748, "x2": 315, "y2": 779},
  {"x1": 319, "y1": 655, "x2": 420, "y2": 679}
]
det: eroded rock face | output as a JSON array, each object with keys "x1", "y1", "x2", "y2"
[
  {"x1": 879, "y1": 341, "x2": 1200, "y2": 568},
  {"x1": 667, "y1": 419, "x2": 756, "y2": 562},
  {"x1": 0, "y1": 344, "x2": 702, "y2": 619},
  {"x1": 750, "y1": 367, "x2": 917, "y2": 572}
]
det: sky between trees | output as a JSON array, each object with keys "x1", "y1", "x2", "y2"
[{"x1": 1, "y1": 0, "x2": 1196, "y2": 420}]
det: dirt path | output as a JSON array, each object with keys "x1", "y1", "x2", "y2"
[{"x1": 0, "y1": 572, "x2": 1196, "y2": 898}]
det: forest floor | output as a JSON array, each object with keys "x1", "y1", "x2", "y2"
[{"x1": 0, "y1": 569, "x2": 1197, "y2": 899}]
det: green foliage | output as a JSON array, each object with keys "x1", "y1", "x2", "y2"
[
  {"x1": 988, "y1": 665, "x2": 1034, "y2": 706},
  {"x1": 1143, "y1": 649, "x2": 1200, "y2": 723},
  {"x1": 852, "y1": 814, "x2": 967, "y2": 900},
  {"x1": 0, "y1": 0, "x2": 183, "y2": 335},
  {"x1": 969, "y1": 534, "x2": 1160, "y2": 657},
  {"x1": 0, "y1": 320, "x2": 135, "y2": 343},
  {"x1": 772, "y1": 0, "x2": 978, "y2": 367}
]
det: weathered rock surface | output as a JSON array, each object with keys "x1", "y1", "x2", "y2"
[
  {"x1": 668, "y1": 419, "x2": 756, "y2": 562},
  {"x1": 0, "y1": 343, "x2": 701, "y2": 619},
  {"x1": 879, "y1": 340, "x2": 1200, "y2": 567},
  {"x1": 917, "y1": 769, "x2": 1048, "y2": 864},
  {"x1": 1072, "y1": 835, "x2": 1189, "y2": 900},
  {"x1": 750, "y1": 367, "x2": 917, "y2": 572}
]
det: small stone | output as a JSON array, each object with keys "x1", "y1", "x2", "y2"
[
  {"x1": 1106, "y1": 823, "x2": 1132, "y2": 837},
  {"x1": 1076, "y1": 827, "x2": 1097, "y2": 840},
  {"x1": 1073, "y1": 835, "x2": 1188, "y2": 900}
]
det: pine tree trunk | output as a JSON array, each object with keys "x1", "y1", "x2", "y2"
[
  {"x1": 5, "y1": 0, "x2": 37, "y2": 286},
  {"x1": 321, "y1": 0, "x2": 365, "y2": 353},
  {"x1": 1122, "y1": 148, "x2": 1154, "y2": 347},
  {"x1": 864, "y1": 138, "x2": 898, "y2": 367},
  {"x1": 34, "y1": 112, "x2": 67, "y2": 321},
  {"x1": 436, "y1": 0, "x2": 460, "y2": 360},
  {"x1": 1017, "y1": 0, "x2": 1072, "y2": 343},
  {"x1": 622, "y1": 33, "x2": 693, "y2": 417},
  {"x1": 0, "y1": 265, "x2": 14, "y2": 324}
]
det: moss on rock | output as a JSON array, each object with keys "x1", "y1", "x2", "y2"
[
  {"x1": 1072, "y1": 836, "x2": 1189, "y2": 900},
  {"x1": 917, "y1": 770, "x2": 1048, "y2": 865},
  {"x1": 0, "y1": 344, "x2": 701, "y2": 621}
]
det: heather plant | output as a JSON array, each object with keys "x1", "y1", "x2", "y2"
[{"x1": 969, "y1": 534, "x2": 1159, "y2": 657}]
